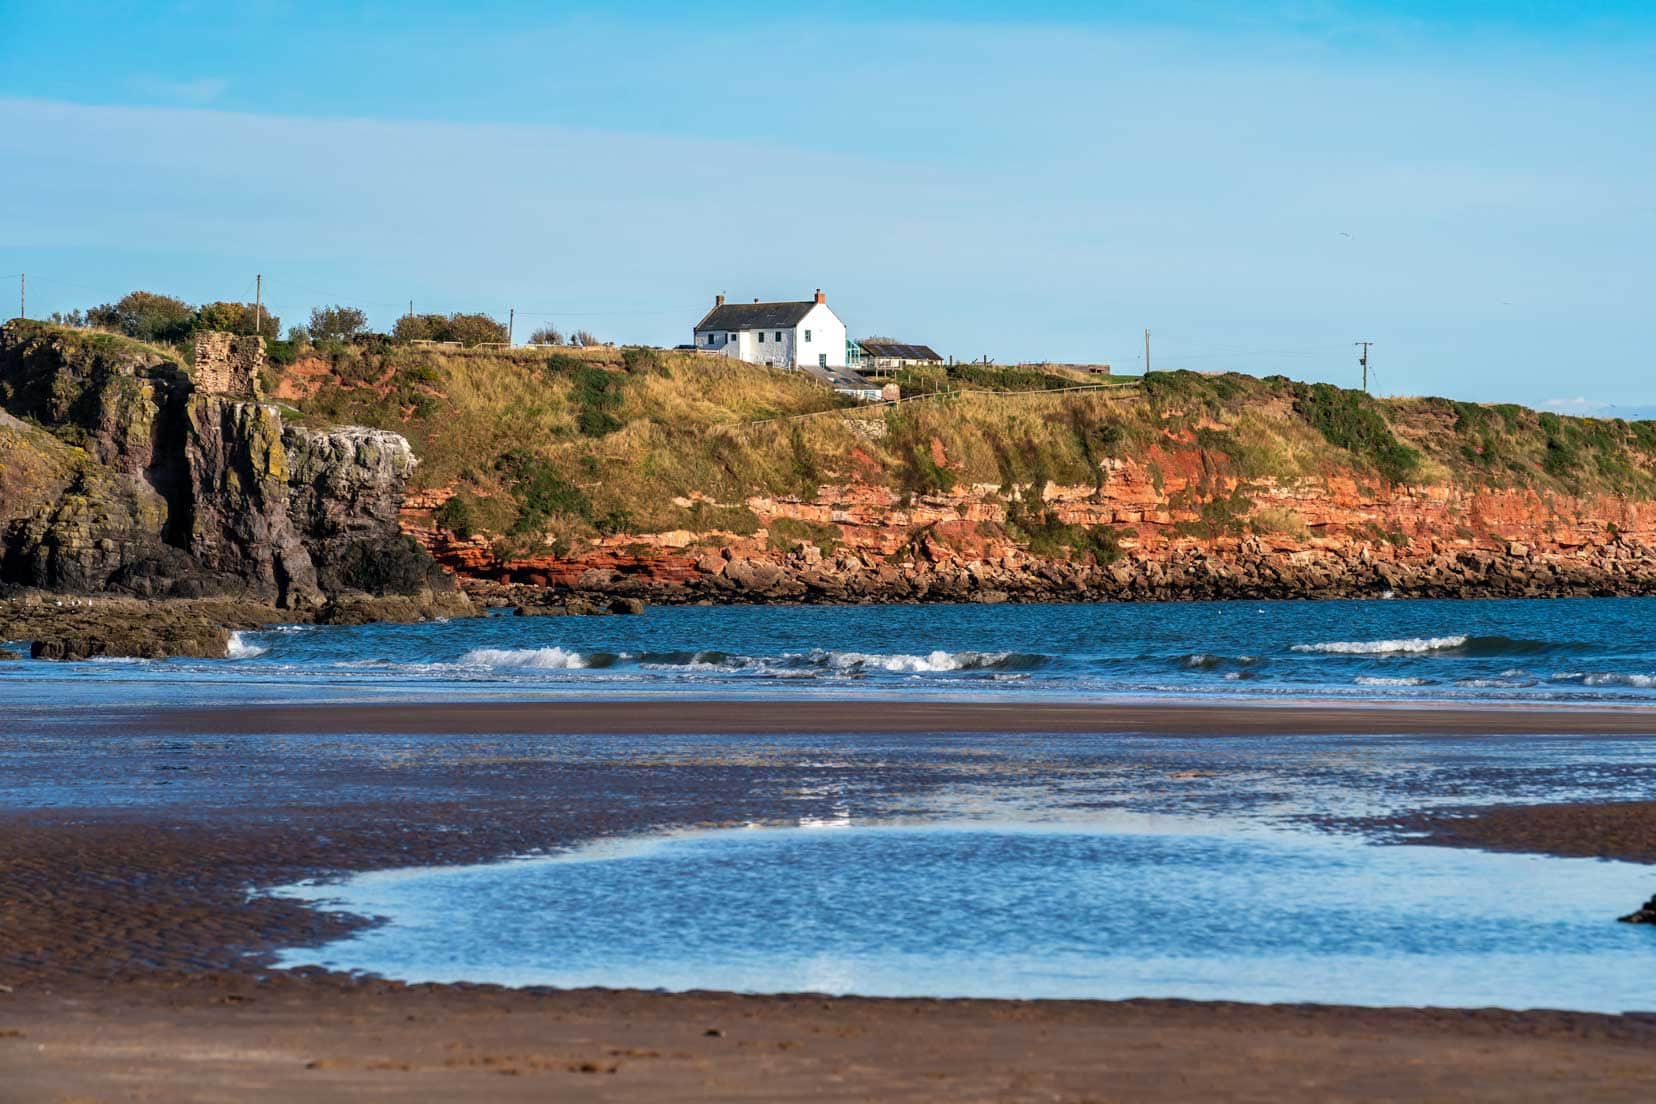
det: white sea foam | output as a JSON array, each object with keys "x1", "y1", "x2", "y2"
[
  {"x1": 225, "y1": 631, "x2": 268, "y2": 659},
  {"x1": 1582, "y1": 673, "x2": 1656, "y2": 689},
  {"x1": 1292, "y1": 635, "x2": 1467, "y2": 655},
  {"x1": 824, "y1": 650, "x2": 1011, "y2": 673},
  {"x1": 462, "y1": 646, "x2": 589, "y2": 669},
  {"x1": 1354, "y1": 676, "x2": 1429, "y2": 687}
]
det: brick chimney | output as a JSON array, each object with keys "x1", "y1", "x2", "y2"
[
  {"x1": 814, "y1": 288, "x2": 826, "y2": 305},
  {"x1": 715, "y1": 293, "x2": 725, "y2": 307}
]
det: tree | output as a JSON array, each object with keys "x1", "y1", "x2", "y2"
[
  {"x1": 86, "y1": 291, "x2": 195, "y2": 343},
  {"x1": 392, "y1": 313, "x2": 446, "y2": 342},
  {"x1": 392, "y1": 311, "x2": 508, "y2": 346},
  {"x1": 570, "y1": 329, "x2": 598, "y2": 347},
  {"x1": 309, "y1": 305, "x2": 369, "y2": 343},
  {"x1": 527, "y1": 325, "x2": 563, "y2": 346},
  {"x1": 47, "y1": 309, "x2": 86, "y2": 328},
  {"x1": 444, "y1": 312, "x2": 509, "y2": 346},
  {"x1": 195, "y1": 300, "x2": 281, "y2": 340}
]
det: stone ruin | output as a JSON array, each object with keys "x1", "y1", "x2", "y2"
[{"x1": 192, "y1": 331, "x2": 265, "y2": 398}]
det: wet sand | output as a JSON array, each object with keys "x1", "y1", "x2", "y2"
[
  {"x1": 134, "y1": 696, "x2": 1656, "y2": 736},
  {"x1": 5, "y1": 702, "x2": 1656, "y2": 1101}
]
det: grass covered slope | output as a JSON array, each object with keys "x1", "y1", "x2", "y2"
[{"x1": 269, "y1": 341, "x2": 1656, "y2": 560}]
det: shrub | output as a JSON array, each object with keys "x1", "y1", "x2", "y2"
[
  {"x1": 433, "y1": 495, "x2": 475, "y2": 538},
  {"x1": 1291, "y1": 382, "x2": 1419, "y2": 484},
  {"x1": 528, "y1": 325, "x2": 564, "y2": 345},
  {"x1": 309, "y1": 305, "x2": 369, "y2": 342},
  {"x1": 86, "y1": 291, "x2": 194, "y2": 343},
  {"x1": 571, "y1": 365, "x2": 625, "y2": 437}
]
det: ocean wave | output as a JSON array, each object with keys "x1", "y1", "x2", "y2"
[
  {"x1": 225, "y1": 631, "x2": 268, "y2": 659},
  {"x1": 1455, "y1": 677, "x2": 1536, "y2": 689},
  {"x1": 818, "y1": 650, "x2": 1037, "y2": 673},
  {"x1": 1291, "y1": 634, "x2": 1564, "y2": 657},
  {"x1": 461, "y1": 646, "x2": 611, "y2": 670},
  {"x1": 1353, "y1": 676, "x2": 1430, "y2": 687},
  {"x1": 1294, "y1": 635, "x2": 1467, "y2": 655},
  {"x1": 1578, "y1": 673, "x2": 1656, "y2": 689}
]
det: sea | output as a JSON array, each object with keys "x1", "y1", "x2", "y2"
[
  {"x1": 6, "y1": 595, "x2": 1656, "y2": 708},
  {"x1": 8, "y1": 596, "x2": 1656, "y2": 1011}
]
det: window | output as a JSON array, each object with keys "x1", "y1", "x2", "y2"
[
  {"x1": 818, "y1": 353, "x2": 827, "y2": 368},
  {"x1": 758, "y1": 332, "x2": 765, "y2": 343},
  {"x1": 705, "y1": 334, "x2": 714, "y2": 345},
  {"x1": 775, "y1": 332, "x2": 783, "y2": 342},
  {"x1": 804, "y1": 329, "x2": 812, "y2": 342}
]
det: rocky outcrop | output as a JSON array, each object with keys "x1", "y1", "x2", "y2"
[
  {"x1": 1621, "y1": 894, "x2": 1656, "y2": 925},
  {"x1": 0, "y1": 321, "x2": 462, "y2": 614},
  {"x1": 410, "y1": 464, "x2": 1656, "y2": 606}
]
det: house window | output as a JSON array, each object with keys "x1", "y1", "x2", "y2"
[
  {"x1": 757, "y1": 332, "x2": 765, "y2": 343},
  {"x1": 818, "y1": 353, "x2": 827, "y2": 368},
  {"x1": 804, "y1": 329, "x2": 812, "y2": 342},
  {"x1": 705, "y1": 334, "x2": 714, "y2": 345},
  {"x1": 775, "y1": 332, "x2": 783, "y2": 342}
]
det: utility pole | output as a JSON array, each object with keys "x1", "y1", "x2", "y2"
[
  {"x1": 1144, "y1": 329, "x2": 1151, "y2": 373},
  {"x1": 254, "y1": 274, "x2": 263, "y2": 337},
  {"x1": 1355, "y1": 340, "x2": 1374, "y2": 392},
  {"x1": 508, "y1": 307, "x2": 514, "y2": 345}
]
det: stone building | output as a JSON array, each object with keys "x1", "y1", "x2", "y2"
[{"x1": 192, "y1": 331, "x2": 265, "y2": 398}]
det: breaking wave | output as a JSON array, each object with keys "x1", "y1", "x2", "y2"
[
  {"x1": 462, "y1": 647, "x2": 612, "y2": 670},
  {"x1": 1292, "y1": 635, "x2": 1566, "y2": 657},
  {"x1": 1354, "y1": 676, "x2": 1430, "y2": 687},
  {"x1": 225, "y1": 632, "x2": 268, "y2": 660}
]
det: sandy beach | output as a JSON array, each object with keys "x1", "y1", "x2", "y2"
[
  {"x1": 133, "y1": 696, "x2": 1656, "y2": 736},
  {"x1": 3, "y1": 697, "x2": 1656, "y2": 1100}
]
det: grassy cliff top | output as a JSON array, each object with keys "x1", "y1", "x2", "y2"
[{"x1": 253, "y1": 337, "x2": 1656, "y2": 553}]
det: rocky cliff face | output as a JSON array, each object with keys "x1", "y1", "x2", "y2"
[
  {"x1": 0, "y1": 321, "x2": 456, "y2": 608},
  {"x1": 407, "y1": 449, "x2": 1656, "y2": 605}
]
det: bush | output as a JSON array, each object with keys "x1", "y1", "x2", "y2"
[
  {"x1": 433, "y1": 496, "x2": 473, "y2": 539},
  {"x1": 528, "y1": 325, "x2": 563, "y2": 345},
  {"x1": 309, "y1": 305, "x2": 369, "y2": 343},
  {"x1": 86, "y1": 291, "x2": 195, "y2": 343},
  {"x1": 496, "y1": 451, "x2": 593, "y2": 536},
  {"x1": 196, "y1": 300, "x2": 280, "y2": 339},
  {"x1": 571, "y1": 365, "x2": 625, "y2": 437},
  {"x1": 1291, "y1": 382, "x2": 1419, "y2": 484},
  {"x1": 392, "y1": 311, "x2": 508, "y2": 346},
  {"x1": 620, "y1": 346, "x2": 666, "y2": 375}
]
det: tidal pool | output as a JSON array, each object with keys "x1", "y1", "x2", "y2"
[{"x1": 274, "y1": 820, "x2": 1656, "y2": 1012}]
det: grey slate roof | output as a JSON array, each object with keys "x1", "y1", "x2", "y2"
[
  {"x1": 695, "y1": 301, "x2": 817, "y2": 332},
  {"x1": 859, "y1": 341, "x2": 942, "y2": 361}
]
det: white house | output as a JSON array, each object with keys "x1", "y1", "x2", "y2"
[{"x1": 692, "y1": 290, "x2": 849, "y2": 371}]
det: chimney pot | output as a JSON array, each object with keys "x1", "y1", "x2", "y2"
[
  {"x1": 814, "y1": 288, "x2": 825, "y2": 305},
  {"x1": 715, "y1": 293, "x2": 725, "y2": 307}
]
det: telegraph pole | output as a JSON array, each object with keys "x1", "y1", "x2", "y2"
[
  {"x1": 1355, "y1": 340, "x2": 1374, "y2": 392},
  {"x1": 508, "y1": 307, "x2": 514, "y2": 345},
  {"x1": 254, "y1": 274, "x2": 263, "y2": 337},
  {"x1": 1144, "y1": 329, "x2": 1152, "y2": 373}
]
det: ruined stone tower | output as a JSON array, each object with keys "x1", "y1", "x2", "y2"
[{"x1": 191, "y1": 332, "x2": 265, "y2": 398}]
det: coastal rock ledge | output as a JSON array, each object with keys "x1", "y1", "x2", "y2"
[{"x1": 0, "y1": 321, "x2": 470, "y2": 655}]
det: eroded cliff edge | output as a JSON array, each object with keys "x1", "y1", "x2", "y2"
[{"x1": 0, "y1": 321, "x2": 469, "y2": 655}]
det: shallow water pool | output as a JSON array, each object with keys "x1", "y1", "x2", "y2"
[{"x1": 275, "y1": 820, "x2": 1656, "y2": 1012}]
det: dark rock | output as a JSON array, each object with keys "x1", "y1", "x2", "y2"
[
  {"x1": 1619, "y1": 894, "x2": 1656, "y2": 924},
  {"x1": 608, "y1": 597, "x2": 647, "y2": 615},
  {"x1": 513, "y1": 603, "x2": 568, "y2": 617},
  {"x1": 0, "y1": 647, "x2": 20, "y2": 661}
]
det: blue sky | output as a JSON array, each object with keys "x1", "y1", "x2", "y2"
[{"x1": 2, "y1": 2, "x2": 1654, "y2": 411}]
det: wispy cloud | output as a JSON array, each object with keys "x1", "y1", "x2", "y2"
[{"x1": 128, "y1": 76, "x2": 228, "y2": 104}]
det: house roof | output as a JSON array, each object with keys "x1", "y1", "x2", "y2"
[
  {"x1": 694, "y1": 301, "x2": 819, "y2": 332},
  {"x1": 859, "y1": 341, "x2": 941, "y2": 361}
]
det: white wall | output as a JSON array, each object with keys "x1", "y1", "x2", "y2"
[
  {"x1": 692, "y1": 301, "x2": 848, "y2": 370},
  {"x1": 793, "y1": 302, "x2": 847, "y2": 369}
]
